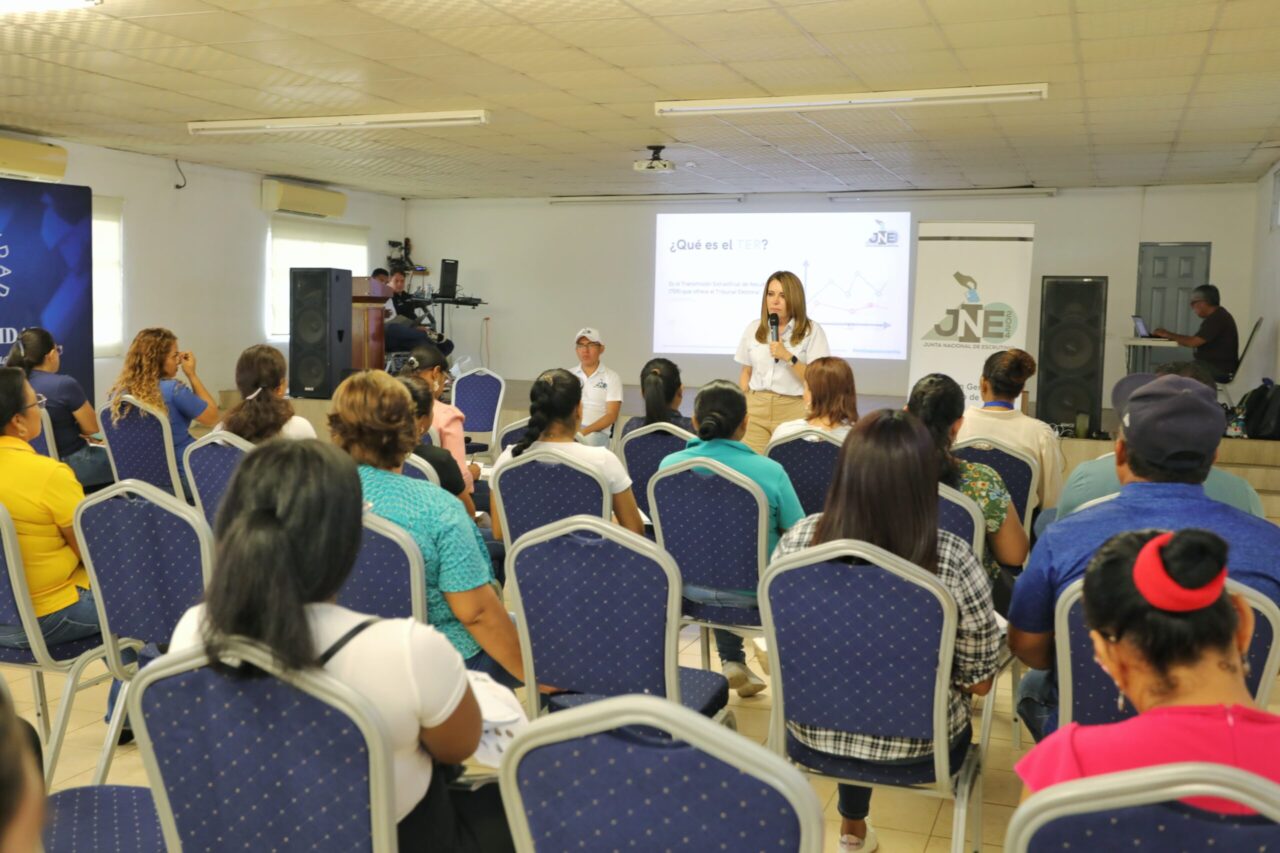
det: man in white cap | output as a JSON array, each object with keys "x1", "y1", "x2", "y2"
[{"x1": 571, "y1": 327, "x2": 622, "y2": 448}]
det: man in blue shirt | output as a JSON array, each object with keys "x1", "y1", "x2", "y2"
[{"x1": 1008, "y1": 373, "x2": 1280, "y2": 740}]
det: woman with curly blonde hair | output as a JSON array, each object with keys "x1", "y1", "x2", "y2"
[{"x1": 109, "y1": 328, "x2": 219, "y2": 482}]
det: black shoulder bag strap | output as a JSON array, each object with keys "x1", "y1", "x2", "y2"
[{"x1": 317, "y1": 617, "x2": 379, "y2": 667}]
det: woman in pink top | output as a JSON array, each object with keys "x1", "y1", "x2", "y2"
[
  {"x1": 1016, "y1": 528, "x2": 1280, "y2": 813},
  {"x1": 398, "y1": 346, "x2": 479, "y2": 496}
]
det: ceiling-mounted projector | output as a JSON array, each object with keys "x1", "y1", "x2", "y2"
[{"x1": 634, "y1": 144, "x2": 675, "y2": 172}]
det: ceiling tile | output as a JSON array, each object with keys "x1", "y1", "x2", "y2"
[
  {"x1": 536, "y1": 18, "x2": 682, "y2": 48},
  {"x1": 1075, "y1": 5, "x2": 1218, "y2": 39},
  {"x1": 816, "y1": 27, "x2": 948, "y2": 55},
  {"x1": 130, "y1": 11, "x2": 296, "y2": 43},
  {"x1": 786, "y1": 0, "x2": 933, "y2": 33},
  {"x1": 942, "y1": 16, "x2": 1074, "y2": 49},
  {"x1": 925, "y1": 0, "x2": 1070, "y2": 24}
]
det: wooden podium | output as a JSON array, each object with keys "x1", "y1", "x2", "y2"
[{"x1": 351, "y1": 275, "x2": 388, "y2": 371}]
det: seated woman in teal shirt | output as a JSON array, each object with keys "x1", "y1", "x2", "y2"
[{"x1": 659, "y1": 380, "x2": 805, "y2": 697}]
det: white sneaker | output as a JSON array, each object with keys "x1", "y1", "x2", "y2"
[
  {"x1": 838, "y1": 823, "x2": 878, "y2": 852},
  {"x1": 751, "y1": 636, "x2": 771, "y2": 675},
  {"x1": 722, "y1": 661, "x2": 766, "y2": 697}
]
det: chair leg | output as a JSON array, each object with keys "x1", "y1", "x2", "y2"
[
  {"x1": 950, "y1": 783, "x2": 970, "y2": 853},
  {"x1": 92, "y1": 679, "x2": 131, "y2": 786},
  {"x1": 30, "y1": 672, "x2": 51, "y2": 744},
  {"x1": 969, "y1": 767, "x2": 984, "y2": 853},
  {"x1": 1010, "y1": 661, "x2": 1023, "y2": 749},
  {"x1": 699, "y1": 627, "x2": 711, "y2": 671},
  {"x1": 42, "y1": 654, "x2": 99, "y2": 786}
]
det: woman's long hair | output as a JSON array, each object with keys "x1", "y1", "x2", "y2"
[
  {"x1": 512, "y1": 369, "x2": 580, "y2": 457},
  {"x1": 108, "y1": 327, "x2": 177, "y2": 422},
  {"x1": 805, "y1": 357, "x2": 859, "y2": 425},
  {"x1": 753, "y1": 271, "x2": 812, "y2": 346},
  {"x1": 203, "y1": 440, "x2": 364, "y2": 671},
  {"x1": 907, "y1": 373, "x2": 966, "y2": 489},
  {"x1": 812, "y1": 409, "x2": 940, "y2": 572},
  {"x1": 222, "y1": 345, "x2": 295, "y2": 443},
  {"x1": 4, "y1": 328, "x2": 54, "y2": 376},
  {"x1": 640, "y1": 358, "x2": 681, "y2": 426}
]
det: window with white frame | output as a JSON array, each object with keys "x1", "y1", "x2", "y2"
[
  {"x1": 92, "y1": 196, "x2": 125, "y2": 358},
  {"x1": 267, "y1": 216, "x2": 369, "y2": 338}
]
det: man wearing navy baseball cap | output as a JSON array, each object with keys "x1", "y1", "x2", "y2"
[{"x1": 1007, "y1": 373, "x2": 1280, "y2": 741}]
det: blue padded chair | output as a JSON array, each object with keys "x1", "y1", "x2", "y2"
[
  {"x1": 401, "y1": 452, "x2": 442, "y2": 486},
  {"x1": 43, "y1": 786, "x2": 164, "y2": 853},
  {"x1": 507, "y1": 516, "x2": 730, "y2": 723},
  {"x1": 650, "y1": 458, "x2": 769, "y2": 670},
  {"x1": 129, "y1": 639, "x2": 398, "y2": 853},
  {"x1": 620, "y1": 422, "x2": 694, "y2": 519},
  {"x1": 938, "y1": 484, "x2": 985, "y2": 561},
  {"x1": 953, "y1": 438, "x2": 1040, "y2": 539},
  {"x1": 499, "y1": 417, "x2": 530, "y2": 452},
  {"x1": 98, "y1": 395, "x2": 185, "y2": 498},
  {"x1": 491, "y1": 448, "x2": 610, "y2": 548},
  {"x1": 29, "y1": 408, "x2": 56, "y2": 459},
  {"x1": 1055, "y1": 577, "x2": 1280, "y2": 729},
  {"x1": 765, "y1": 429, "x2": 842, "y2": 516},
  {"x1": 500, "y1": 694, "x2": 824, "y2": 853},
  {"x1": 183, "y1": 430, "x2": 254, "y2": 528},
  {"x1": 0, "y1": 504, "x2": 113, "y2": 785},
  {"x1": 74, "y1": 480, "x2": 213, "y2": 784},
  {"x1": 453, "y1": 368, "x2": 505, "y2": 457},
  {"x1": 760, "y1": 540, "x2": 997, "y2": 853},
  {"x1": 1005, "y1": 763, "x2": 1280, "y2": 853},
  {"x1": 338, "y1": 513, "x2": 427, "y2": 622}
]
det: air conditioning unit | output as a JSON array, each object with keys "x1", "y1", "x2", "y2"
[
  {"x1": 261, "y1": 179, "x2": 347, "y2": 218},
  {"x1": 0, "y1": 137, "x2": 67, "y2": 182}
]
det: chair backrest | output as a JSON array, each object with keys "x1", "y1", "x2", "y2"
[
  {"x1": 765, "y1": 429, "x2": 842, "y2": 516},
  {"x1": 649, "y1": 457, "x2": 768, "y2": 591},
  {"x1": 761, "y1": 539, "x2": 961, "y2": 792},
  {"x1": 938, "y1": 484, "x2": 985, "y2": 561},
  {"x1": 130, "y1": 639, "x2": 398, "y2": 853},
  {"x1": 183, "y1": 431, "x2": 255, "y2": 528},
  {"x1": 400, "y1": 453, "x2": 441, "y2": 486},
  {"x1": 75, "y1": 480, "x2": 213, "y2": 679},
  {"x1": 0, "y1": 504, "x2": 68, "y2": 668},
  {"x1": 499, "y1": 417, "x2": 530, "y2": 451},
  {"x1": 953, "y1": 437, "x2": 1040, "y2": 536},
  {"x1": 491, "y1": 448, "x2": 611, "y2": 547},
  {"x1": 30, "y1": 409, "x2": 56, "y2": 459},
  {"x1": 1055, "y1": 578, "x2": 1280, "y2": 727},
  {"x1": 508, "y1": 516, "x2": 682, "y2": 719},
  {"x1": 501, "y1": 694, "x2": 824, "y2": 853},
  {"x1": 453, "y1": 368, "x2": 505, "y2": 445},
  {"x1": 338, "y1": 514, "x2": 427, "y2": 622},
  {"x1": 1005, "y1": 763, "x2": 1280, "y2": 853},
  {"x1": 619, "y1": 422, "x2": 694, "y2": 517},
  {"x1": 98, "y1": 395, "x2": 184, "y2": 497}
]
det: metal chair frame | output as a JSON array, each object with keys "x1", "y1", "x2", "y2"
[
  {"x1": 765, "y1": 428, "x2": 843, "y2": 514},
  {"x1": 491, "y1": 447, "x2": 611, "y2": 549},
  {"x1": 939, "y1": 483, "x2": 986, "y2": 562},
  {"x1": 953, "y1": 437, "x2": 1041, "y2": 541},
  {"x1": 183, "y1": 430, "x2": 255, "y2": 525},
  {"x1": 618, "y1": 421, "x2": 695, "y2": 517},
  {"x1": 401, "y1": 452, "x2": 442, "y2": 486},
  {"x1": 98, "y1": 395, "x2": 185, "y2": 498},
  {"x1": 342, "y1": 513, "x2": 428, "y2": 623},
  {"x1": 454, "y1": 368, "x2": 506, "y2": 460}
]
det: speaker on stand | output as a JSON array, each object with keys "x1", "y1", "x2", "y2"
[
  {"x1": 288, "y1": 267, "x2": 352, "y2": 399},
  {"x1": 1036, "y1": 276, "x2": 1107, "y2": 437}
]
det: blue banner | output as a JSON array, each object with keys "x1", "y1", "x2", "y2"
[{"x1": 0, "y1": 177, "x2": 94, "y2": 400}]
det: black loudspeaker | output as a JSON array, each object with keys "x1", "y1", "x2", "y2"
[
  {"x1": 1036, "y1": 276, "x2": 1107, "y2": 436},
  {"x1": 289, "y1": 268, "x2": 352, "y2": 399},
  {"x1": 438, "y1": 258, "x2": 459, "y2": 299}
]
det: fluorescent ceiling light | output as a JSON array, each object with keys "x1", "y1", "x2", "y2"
[
  {"x1": 0, "y1": 0, "x2": 100, "y2": 11},
  {"x1": 549, "y1": 194, "x2": 744, "y2": 205},
  {"x1": 656, "y1": 84, "x2": 1048, "y2": 117},
  {"x1": 188, "y1": 110, "x2": 489, "y2": 136},
  {"x1": 828, "y1": 187, "x2": 1057, "y2": 201}
]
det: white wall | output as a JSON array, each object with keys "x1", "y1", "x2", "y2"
[
  {"x1": 409, "y1": 184, "x2": 1258, "y2": 404},
  {"x1": 40, "y1": 138, "x2": 406, "y2": 401},
  {"x1": 1251, "y1": 164, "x2": 1280, "y2": 388}
]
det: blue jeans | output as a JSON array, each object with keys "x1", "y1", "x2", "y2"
[
  {"x1": 472, "y1": 480, "x2": 491, "y2": 514},
  {"x1": 835, "y1": 731, "x2": 972, "y2": 820},
  {"x1": 0, "y1": 586, "x2": 128, "y2": 721},
  {"x1": 683, "y1": 585, "x2": 757, "y2": 665},
  {"x1": 1015, "y1": 667, "x2": 1058, "y2": 742},
  {"x1": 465, "y1": 648, "x2": 522, "y2": 690},
  {"x1": 61, "y1": 444, "x2": 115, "y2": 489}
]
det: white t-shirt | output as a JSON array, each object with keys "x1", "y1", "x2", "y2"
[
  {"x1": 770, "y1": 418, "x2": 851, "y2": 446},
  {"x1": 735, "y1": 319, "x2": 830, "y2": 397},
  {"x1": 570, "y1": 363, "x2": 623, "y2": 432},
  {"x1": 168, "y1": 603, "x2": 469, "y2": 822},
  {"x1": 955, "y1": 406, "x2": 1066, "y2": 510},
  {"x1": 492, "y1": 440, "x2": 632, "y2": 494}
]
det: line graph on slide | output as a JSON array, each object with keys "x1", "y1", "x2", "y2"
[{"x1": 801, "y1": 258, "x2": 909, "y2": 357}]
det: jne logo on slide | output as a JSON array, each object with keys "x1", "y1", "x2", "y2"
[{"x1": 866, "y1": 219, "x2": 898, "y2": 246}]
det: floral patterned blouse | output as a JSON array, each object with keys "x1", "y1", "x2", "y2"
[{"x1": 954, "y1": 458, "x2": 1013, "y2": 578}]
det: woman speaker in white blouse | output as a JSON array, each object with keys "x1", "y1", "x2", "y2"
[{"x1": 734, "y1": 271, "x2": 830, "y2": 453}]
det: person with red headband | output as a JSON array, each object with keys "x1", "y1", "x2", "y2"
[
  {"x1": 1016, "y1": 528, "x2": 1280, "y2": 807},
  {"x1": 1007, "y1": 373, "x2": 1280, "y2": 741}
]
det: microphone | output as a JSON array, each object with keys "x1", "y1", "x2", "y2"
[{"x1": 768, "y1": 313, "x2": 780, "y2": 361}]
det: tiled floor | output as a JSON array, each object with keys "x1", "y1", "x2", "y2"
[{"x1": 17, "y1": 628, "x2": 1271, "y2": 851}]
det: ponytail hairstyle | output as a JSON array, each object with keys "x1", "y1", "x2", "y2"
[
  {"x1": 640, "y1": 358, "x2": 682, "y2": 426},
  {"x1": 221, "y1": 345, "x2": 295, "y2": 443},
  {"x1": 982, "y1": 348, "x2": 1036, "y2": 400},
  {"x1": 513, "y1": 368, "x2": 581, "y2": 457},
  {"x1": 804, "y1": 357, "x2": 859, "y2": 425},
  {"x1": 4, "y1": 328, "x2": 55, "y2": 376},
  {"x1": 692, "y1": 380, "x2": 748, "y2": 442},
  {"x1": 1083, "y1": 528, "x2": 1239, "y2": 692},
  {"x1": 397, "y1": 375, "x2": 435, "y2": 423},
  {"x1": 202, "y1": 439, "x2": 364, "y2": 672},
  {"x1": 397, "y1": 345, "x2": 449, "y2": 380},
  {"x1": 907, "y1": 373, "x2": 966, "y2": 489}
]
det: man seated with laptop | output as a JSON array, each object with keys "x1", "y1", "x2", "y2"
[
  {"x1": 1150, "y1": 284, "x2": 1240, "y2": 382},
  {"x1": 382, "y1": 269, "x2": 455, "y2": 356}
]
